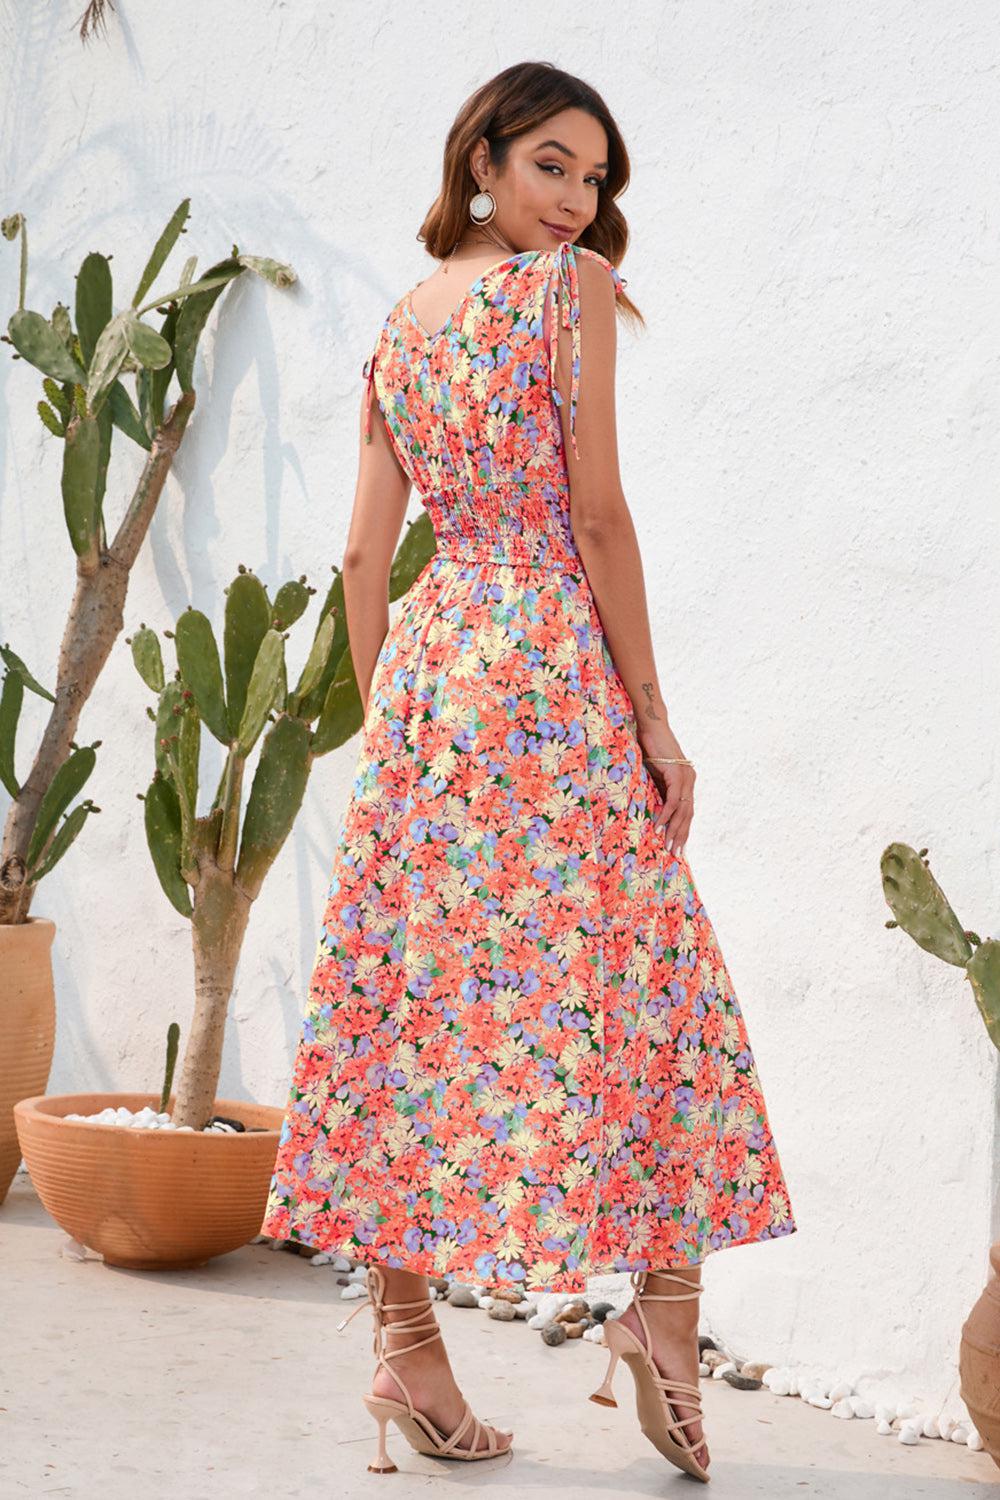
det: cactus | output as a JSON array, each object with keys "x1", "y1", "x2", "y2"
[
  {"x1": 880, "y1": 842, "x2": 1000, "y2": 1051},
  {"x1": 0, "y1": 204, "x2": 298, "y2": 922},
  {"x1": 132, "y1": 536, "x2": 435, "y2": 1130}
]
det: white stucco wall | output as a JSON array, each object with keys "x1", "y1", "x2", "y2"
[{"x1": 2, "y1": 2, "x2": 998, "y2": 1415}]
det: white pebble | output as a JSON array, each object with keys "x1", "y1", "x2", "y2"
[
  {"x1": 949, "y1": 1423, "x2": 970, "y2": 1444},
  {"x1": 829, "y1": 1381, "x2": 855, "y2": 1403},
  {"x1": 875, "y1": 1418, "x2": 893, "y2": 1436},
  {"x1": 936, "y1": 1415, "x2": 956, "y2": 1441},
  {"x1": 330, "y1": 1255, "x2": 352, "y2": 1271},
  {"x1": 698, "y1": 1362, "x2": 711, "y2": 1377},
  {"x1": 831, "y1": 1399, "x2": 856, "y2": 1420},
  {"x1": 895, "y1": 1399, "x2": 920, "y2": 1420},
  {"x1": 309, "y1": 1252, "x2": 333, "y2": 1266},
  {"x1": 582, "y1": 1324, "x2": 605, "y2": 1343},
  {"x1": 806, "y1": 1395, "x2": 833, "y2": 1409},
  {"x1": 534, "y1": 1292, "x2": 572, "y2": 1322},
  {"x1": 479, "y1": 1295, "x2": 494, "y2": 1310},
  {"x1": 898, "y1": 1423, "x2": 920, "y2": 1445},
  {"x1": 340, "y1": 1283, "x2": 366, "y2": 1300},
  {"x1": 849, "y1": 1397, "x2": 875, "y2": 1419},
  {"x1": 874, "y1": 1404, "x2": 896, "y2": 1425},
  {"x1": 527, "y1": 1313, "x2": 548, "y2": 1330},
  {"x1": 769, "y1": 1374, "x2": 791, "y2": 1397},
  {"x1": 968, "y1": 1427, "x2": 983, "y2": 1451},
  {"x1": 348, "y1": 1266, "x2": 368, "y2": 1281},
  {"x1": 711, "y1": 1362, "x2": 737, "y2": 1380}
]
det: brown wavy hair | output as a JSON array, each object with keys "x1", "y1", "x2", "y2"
[{"x1": 417, "y1": 61, "x2": 643, "y2": 329}]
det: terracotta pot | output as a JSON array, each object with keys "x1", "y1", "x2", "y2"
[
  {"x1": 0, "y1": 918, "x2": 56, "y2": 1206},
  {"x1": 13, "y1": 1092, "x2": 284, "y2": 1269},
  {"x1": 960, "y1": 1239, "x2": 1000, "y2": 1468}
]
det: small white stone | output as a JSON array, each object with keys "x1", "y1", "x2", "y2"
[
  {"x1": 479, "y1": 1295, "x2": 494, "y2": 1309},
  {"x1": 874, "y1": 1404, "x2": 895, "y2": 1425},
  {"x1": 849, "y1": 1398, "x2": 875, "y2": 1419},
  {"x1": 769, "y1": 1374, "x2": 791, "y2": 1397},
  {"x1": 968, "y1": 1427, "x2": 983, "y2": 1451},
  {"x1": 711, "y1": 1361, "x2": 737, "y2": 1380},
  {"x1": 176, "y1": 1125, "x2": 195, "y2": 1132},
  {"x1": 949, "y1": 1423, "x2": 969, "y2": 1444},
  {"x1": 527, "y1": 1313, "x2": 548, "y2": 1330},
  {"x1": 831, "y1": 1399, "x2": 855, "y2": 1420},
  {"x1": 582, "y1": 1324, "x2": 605, "y2": 1343},
  {"x1": 895, "y1": 1399, "x2": 920, "y2": 1420},
  {"x1": 698, "y1": 1362, "x2": 711, "y2": 1377},
  {"x1": 936, "y1": 1415, "x2": 956, "y2": 1441},
  {"x1": 534, "y1": 1292, "x2": 572, "y2": 1322},
  {"x1": 806, "y1": 1395, "x2": 832, "y2": 1409},
  {"x1": 340, "y1": 1282, "x2": 366, "y2": 1300},
  {"x1": 829, "y1": 1381, "x2": 854, "y2": 1403},
  {"x1": 898, "y1": 1423, "x2": 920, "y2": 1445},
  {"x1": 919, "y1": 1414, "x2": 940, "y2": 1438},
  {"x1": 348, "y1": 1266, "x2": 367, "y2": 1281},
  {"x1": 875, "y1": 1418, "x2": 893, "y2": 1436},
  {"x1": 308, "y1": 1252, "x2": 333, "y2": 1267},
  {"x1": 330, "y1": 1255, "x2": 352, "y2": 1271}
]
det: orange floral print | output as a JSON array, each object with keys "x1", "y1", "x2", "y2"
[{"x1": 260, "y1": 241, "x2": 798, "y2": 1293}]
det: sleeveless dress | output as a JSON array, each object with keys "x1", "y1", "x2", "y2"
[{"x1": 260, "y1": 241, "x2": 798, "y2": 1293}]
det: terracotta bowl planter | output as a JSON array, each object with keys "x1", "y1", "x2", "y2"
[
  {"x1": 960, "y1": 1239, "x2": 1000, "y2": 1469},
  {"x1": 0, "y1": 918, "x2": 57, "y2": 1206},
  {"x1": 13, "y1": 1091, "x2": 284, "y2": 1269}
]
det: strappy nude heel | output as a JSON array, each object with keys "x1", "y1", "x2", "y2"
[
  {"x1": 589, "y1": 1266, "x2": 711, "y2": 1483},
  {"x1": 337, "y1": 1264, "x2": 513, "y2": 1473}
]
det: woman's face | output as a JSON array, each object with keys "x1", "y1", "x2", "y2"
[{"x1": 475, "y1": 108, "x2": 610, "y2": 251}]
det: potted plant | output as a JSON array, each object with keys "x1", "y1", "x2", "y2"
[
  {"x1": 880, "y1": 842, "x2": 1000, "y2": 1468},
  {"x1": 0, "y1": 202, "x2": 296, "y2": 1203},
  {"x1": 15, "y1": 531, "x2": 435, "y2": 1269}
]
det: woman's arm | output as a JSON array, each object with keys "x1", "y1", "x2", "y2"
[
  {"x1": 340, "y1": 381, "x2": 412, "y2": 711},
  {"x1": 554, "y1": 255, "x2": 695, "y2": 856}
]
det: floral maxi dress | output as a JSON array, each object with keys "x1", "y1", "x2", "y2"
[{"x1": 260, "y1": 241, "x2": 799, "y2": 1293}]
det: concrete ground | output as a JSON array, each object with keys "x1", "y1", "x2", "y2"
[{"x1": 2, "y1": 1172, "x2": 997, "y2": 1499}]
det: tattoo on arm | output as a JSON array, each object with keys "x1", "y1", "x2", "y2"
[{"x1": 641, "y1": 682, "x2": 662, "y2": 721}]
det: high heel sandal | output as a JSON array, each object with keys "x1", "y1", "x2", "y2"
[
  {"x1": 337, "y1": 1264, "x2": 513, "y2": 1473},
  {"x1": 589, "y1": 1265, "x2": 711, "y2": 1483}
]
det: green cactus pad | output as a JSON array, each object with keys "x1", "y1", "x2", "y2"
[
  {"x1": 7, "y1": 308, "x2": 85, "y2": 384},
  {"x1": 154, "y1": 682, "x2": 185, "y2": 781},
  {"x1": 389, "y1": 511, "x2": 436, "y2": 602},
  {"x1": 880, "y1": 842, "x2": 973, "y2": 967},
  {"x1": 26, "y1": 744, "x2": 97, "y2": 871},
  {"x1": 224, "y1": 572, "x2": 272, "y2": 737},
  {"x1": 0, "y1": 644, "x2": 55, "y2": 702},
  {"x1": 0, "y1": 669, "x2": 24, "y2": 798},
  {"x1": 28, "y1": 800, "x2": 96, "y2": 884},
  {"x1": 271, "y1": 579, "x2": 311, "y2": 629},
  {"x1": 130, "y1": 626, "x2": 165, "y2": 694},
  {"x1": 236, "y1": 629, "x2": 285, "y2": 754},
  {"x1": 236, "y1": 714, "x2": 312, "y2": 898},
  {"x1": 144, "y1": 775, "x2": 193, "y2": 918},
  {"x1": 175, "y1": 609, "x2": 230, "y2": 745},
  {"x1": 85, "y1": 311, "x2": 130, "y2": 416},
  {"x1": 966, "y1": 939, "x2": 1000, "y2": 1053},
  {"x1": 312, "y1": 667, "x2": 364, "y2": 756},
  {"x1": 132, "y1": 199, "x2": 191, "y2": 309},
  {"x1": 291, "y1": 611, "x2": 335, "y2": 706},
  {"x1": 123, "y1": 312, "x2": 172, "y2": 370},
  {"x1": 108, "y1": 379, "x2": 152, "y2": 451},
  {"x1": 178, "y1": 706, "x2": 200, "y2": 820},
  {"x1": 173, "y1": 257, "x2": 241, "y2": 391},
  {"x1": 37, "y1": 400, "x2": 64, "y2": 438},
  {"x1": 75, "y1": 251, "x2": 113, "y2": 368}
]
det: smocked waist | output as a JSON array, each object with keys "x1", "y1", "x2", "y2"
[{"x1": 421, "y1": 484, "x2": 582, "y2": 570}]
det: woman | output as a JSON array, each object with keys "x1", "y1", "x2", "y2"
[{"x1": 261, "y1": 59, "x2": 798, "y2": 1483}]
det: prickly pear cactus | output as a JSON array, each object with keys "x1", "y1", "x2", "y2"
[{"x1": 881, "y1": 841, "x2": 1000, "y2": 1053}]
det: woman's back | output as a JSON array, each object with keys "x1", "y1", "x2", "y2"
[{"x1": 362, "y1": 241, "x2": 624, "y2": 568}]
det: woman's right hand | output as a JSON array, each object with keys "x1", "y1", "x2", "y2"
[{"x1": 638, "y1": 726, "x2": 696, "y2": 855}]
